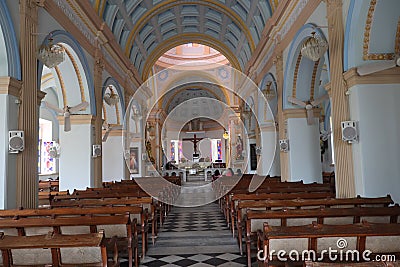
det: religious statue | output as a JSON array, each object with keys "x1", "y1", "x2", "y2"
[
  {"x1": 236, "y1": 135, "x2": 244, "y2": 160},
  {"x1": 146, "y1": 140, "x2": 155, "y2": 164}
]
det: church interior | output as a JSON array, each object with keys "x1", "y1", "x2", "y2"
[{"x1": 1, "y1": 0, "x2": 400, "y2": 266}]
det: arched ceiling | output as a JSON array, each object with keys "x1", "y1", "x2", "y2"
[
  {"x1": 90, "y1": 0, "x2": 272, "y2": 75},
  {"x1": 159, "y1": 83, "x2": 227, "y2": 123}
]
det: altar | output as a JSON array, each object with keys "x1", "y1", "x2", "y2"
[{"x1": 162, "y1": 161, "x2": 226, "y2": 182}]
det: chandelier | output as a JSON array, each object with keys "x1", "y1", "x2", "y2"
[
  {"x1": 263, "y1": 81, "x2": 276, "y2": 100},
  {"x1": 37, "y1": 38, "x2": 65, "y2": 68},
  {"x1": 300, "y1": 32, "x2": 328, "y2": 61},
  {"x1": 104, "y1": 87, "x2": 119, "y2": 106}
]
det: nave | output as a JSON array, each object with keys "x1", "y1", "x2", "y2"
[
  {"x1": 132, "y1": 203, "x2": 248, "y2": 267},
  {"x1": 1, "y1": 175, "x2": 400, "y2": 267}
]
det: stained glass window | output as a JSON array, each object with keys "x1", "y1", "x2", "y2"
[
  {"x1": 170, "y1": 141, "x2": 175, "y2": 161},
  {"x1": 217, "y1": 139, "x2": 222, "y2": 160}
]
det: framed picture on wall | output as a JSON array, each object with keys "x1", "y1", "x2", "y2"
[{"x1": 129, "y1": 147, "x2": 139, "y2": 174}]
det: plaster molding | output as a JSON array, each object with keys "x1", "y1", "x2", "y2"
[
  {"x1": 0, "y1": 77, "x2": 22, "y2": 97},
  {"x1": 57, "y1": 114, "x2": 95, "y2": 125},
  {"x1": 103, "y1": 129, "x2": 123, "y2": 137},
  {"x1": 362, "y1": 0, "x2": 396, "y2": 61},
  {"x1": 259, "y1": 124, "x2": 277, "y2": 132},
  {"x1": 292, "y1": 53, "x2": 302, "y2": 98},
  {"x1": 283, "y1": 108, "x2": 321, "y2": 119},
  {"x1": 344, "y1": 67, "x2": 400, "y2": 88},
  {"x1": 52, "y1": 0, "x2": 97, "y2": 46}
]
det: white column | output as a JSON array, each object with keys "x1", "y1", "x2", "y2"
[
  {"x1": 59, "y1": 115, "x2": 94, "y2": 191},
  {"x1": 258, "y1": 126, "x2": 280, "y2": 176},
  {"x1": 102, "y1": 134, "x2": 124, "y2": 182},
  {"x1": 286, "y1": 115, "x2": 322, "y2": 183},
  {"x1": 348, "y1": 83, "x2": 400, "y2": 204}
]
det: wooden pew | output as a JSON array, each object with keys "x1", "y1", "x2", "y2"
[
  {"x1": 0, "y1": 213, "x2": 138, "y2": 267},
  {"x1": 235, "y1": 195, "x2": 394, "y2": 256},
  {"x1": 38, "y1": 179, "x2": 59, "y2": 192},
  {"x1": 224, "y1": 180, "x2": 333, "y2": 230},
  {"x1": 0, "y1": 230, "x2": 118, "y2": 267},
  {"x1": 257, "y1": 221, "x2": 400, "y2": 267},
  {"x1": 50, "y1": 196, "x2": 158, "y2": 245},
  {"x1": 228, "y1": 190, "x2": 335, "y2": 236},
  {"x1": 38, "y1": 190, "x2": 69, "y2": 207},
  {"x1": 243, "y1": 205, "x2": 400, "y2": 266},
  {"x1": 0, "y1": 205, "x2": 148, "y2": 261}
]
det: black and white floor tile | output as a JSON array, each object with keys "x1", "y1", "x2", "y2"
[
  {"x1": 121, "y1": 201, "x2": 253, "y2": 266},
  {"x1": 138, "y1": 252, "x2": 247, "y2": 266}
]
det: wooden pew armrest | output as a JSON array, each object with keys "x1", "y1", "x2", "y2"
[
  {"x1": 106, "y1": 236, "x2": 119, "y2": 264},
  {"x1": 131, "y1": 218, "x2": 139, "y2": 244}
]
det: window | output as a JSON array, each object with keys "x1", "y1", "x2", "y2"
[
  {"x1": 38, "y1": 119, "x2": 56, "y2": 174},
  {"x1": 211, "y1": 139, "x2": 222, "y2": 162}
]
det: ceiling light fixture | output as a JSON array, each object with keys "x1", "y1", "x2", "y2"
[
  {"x1": 37, "y1": 36, "x2": 65, "y2": 68},
  {"x1": 300, "y1": 32, "x2": 328, "y2": 61},
  {"x1": 104, "y1": 86, "x2": 119, "y2": 106}
]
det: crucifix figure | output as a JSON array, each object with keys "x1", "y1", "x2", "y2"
[{"x1": 182, "y1": 134, "x2": 203, "y2": 154}]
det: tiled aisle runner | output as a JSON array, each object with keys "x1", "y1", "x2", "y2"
[{"x1": 138, "y1": 202, "x2": 248, "y2": 266}]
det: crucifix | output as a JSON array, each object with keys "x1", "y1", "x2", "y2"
[{"x1": 182, "y1": 134, "x2": 203, "y2": 154}]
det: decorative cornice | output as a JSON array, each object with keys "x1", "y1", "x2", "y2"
[
  {"x1": 52, "y1": 0, "x2": 97, "y2": 46},
  {"x1": 0, "y1": 77, "x2": 22, "y2": 97},
  {"x1": 344, "y1": 67, "x2": 400, "y2": 88},
  {"x1": 57, "y1": 114, "x2": 95, "y2": 125},
  {"x1": 283, "y1": 108, "x2": 321, "y2": 119}
]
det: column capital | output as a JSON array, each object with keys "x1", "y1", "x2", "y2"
[
  {"x1": 0, "y1": 77, "x2": 22, "y2": 97},
  {"x1": 94, "y1": 47, "x2": 105, "y2": 72},
  {"x1": 273, "y1": 54, "x2": 284, "y2": 73},
  {"x1": 37, "y1": 90, "x2": 46, "y2": 105},
  {"x1": 323, "y1": 0, "x2": 343, "y2": 8}
]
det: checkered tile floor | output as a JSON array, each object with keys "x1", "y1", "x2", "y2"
[
  {"x1": 137, "y1": 253, "x2": 247, "y2": 266},
  {"x1": 161, "y1": 207, "x2": 229, "y2": 232},
  {"x1": 121, "y1": 202, "x2": 251, "y2": 266}
]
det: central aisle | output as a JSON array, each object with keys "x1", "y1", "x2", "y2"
[{"x1": 139, "y1": 202, "x2": 248, "y2": 266}]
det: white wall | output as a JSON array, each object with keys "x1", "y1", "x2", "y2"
[
  {"x1": 349, "y1": 84, "x2": 400, "y2": 203},
  {"x1": 102, "y1": 135, "x2": 125, "y2": 182},
  {"x1": 287, "y1": 118, "x2": 322, "y2": 183},
  {"x1": 59, "y1": 123, "x2": 93, "y2": 191},
  {"x1": 0, "y1": 94, "x2": 18, "y2": 209}
]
